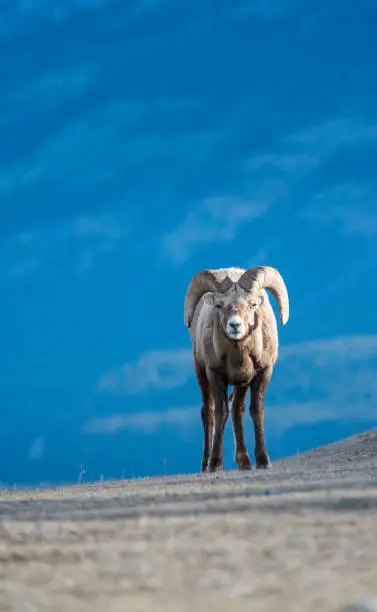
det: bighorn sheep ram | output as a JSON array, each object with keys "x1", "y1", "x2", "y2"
[{"x1": 184, "y1": 266, "x2": 289, "y2": 473}]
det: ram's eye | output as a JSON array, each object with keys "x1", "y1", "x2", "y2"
[{"x1": 249, "y1": 302, "x2": 257, "y2": 309}]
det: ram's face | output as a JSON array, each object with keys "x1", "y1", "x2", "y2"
[{"x1": 213, "y1": 287, "x2": 263, "y2": 341}]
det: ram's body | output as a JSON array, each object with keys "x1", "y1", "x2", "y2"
[
  {"x1": 184, "y1": 265, "x2": 289, "y2": 473},
  {"x1": 190, "y1": 287, "x2": 278, "y2": 386}
]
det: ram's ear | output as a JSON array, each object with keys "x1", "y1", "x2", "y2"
[
  {"x1": 203, "y1": 293, "x2": 215, "y2": 307},
  {"x1": 213, "y1": 295, "x2": 225, "y2": 309},
  {"x1": 258, "y1": 295, "x2": 264, "y2": 307}
]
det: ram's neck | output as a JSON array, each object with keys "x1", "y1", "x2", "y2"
[{"x1": 212, "y1": 315, "x2": 263, "y2": 385}]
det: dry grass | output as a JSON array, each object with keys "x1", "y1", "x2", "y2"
[{"x1": 0, "y1": 429, "x2": 376, "y2": 611}]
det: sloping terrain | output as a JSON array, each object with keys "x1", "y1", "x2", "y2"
[{"x1": 0, "y1": 429, "x2": 376, "y2": 612}]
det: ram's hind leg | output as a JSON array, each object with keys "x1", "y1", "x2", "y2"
[
  {"x1": 231, "y1": 386, "x2": 252, "y2": 470},
  {"x1": 250, "y1": 367, "x2": 272, "y2": 469},
  {"x1": 195, "y1": 362, "x2": 214, "y2": 472}
]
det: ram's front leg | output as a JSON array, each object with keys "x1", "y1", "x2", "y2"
[
  {"x1": 207, "y1": 370, "x2": 228, "y2": 472},
  {"x1": 194, "y1": 362, "x2": 214, "y2": 472},
  {"x1": 250, "y1": 367, "x2": 272, "y2": 469},
  {"x1": 231, "y1": 385, "x2": 252, "y2": 470}
]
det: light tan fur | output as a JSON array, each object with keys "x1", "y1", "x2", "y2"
[
  {"x1": 190, "y1": 287, "x2": 278, "y2": 382},
  {"x1": 184, "y1": 265, "x2": 289, "y2": 473}
]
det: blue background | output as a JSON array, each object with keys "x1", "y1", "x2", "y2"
[{"x1": 1, "y1": 0, "x2": 377, "y2": 487}]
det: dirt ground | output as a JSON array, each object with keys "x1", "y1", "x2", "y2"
[{"x1": 0, "y1": 430, "x2": 376, "y2": 612}]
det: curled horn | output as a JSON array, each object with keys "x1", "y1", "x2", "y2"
[
  {"x1": 184, "y1": 270, "x2": 234, "y2": 328},
  {"x1": 238, "y1": 266, "x2": 289, "y2": 325}
]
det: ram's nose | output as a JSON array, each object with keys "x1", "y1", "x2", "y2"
[
  {"x1": 227, "y1": 315, "x2": 244, "y2": 338},
  {"x1": 229, "y1": 321, "x2": 241, "y2": 333}
]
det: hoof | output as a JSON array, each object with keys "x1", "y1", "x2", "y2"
[
  {"x1": 255, "y1": 453, "x2": 271, "y2": 469},
  {"x1": 208, "y1": 460, "x2": 223, "y2": 473},
  {"x1": 236, "y1": 453, "x2": 252, "y2": 471},
  {"x1": 201, "y1": 461, "x2": 208, "y2": 473},
  {"x1": 208, "y1": 465, "x2": 223, "y2": 473}
]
